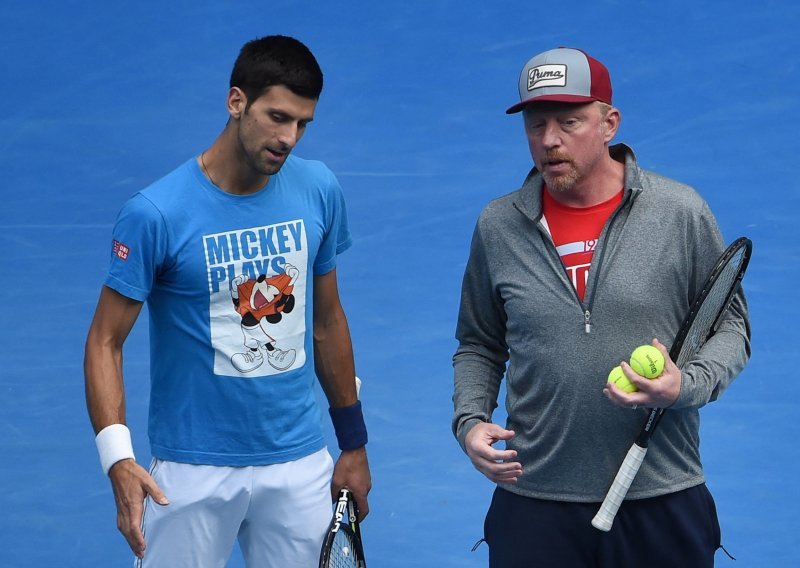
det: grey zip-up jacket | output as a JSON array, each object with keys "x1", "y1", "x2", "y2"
[{"x1": 453, "y1": 144, "x2": 750, "y2": 501}]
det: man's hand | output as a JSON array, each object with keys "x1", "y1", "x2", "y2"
[
  {"x1": 331, "y1": 447, "x2": 371, "y2": 521},
  {"x1": 108, "y1": 459, "x2": 169, "y2": 559},
  {"x1": 464, "y1": 422, "x2": 523, "y2": 484},
  {"x1": 603, "y1": 338, "x2": 681, "y2": 409}
]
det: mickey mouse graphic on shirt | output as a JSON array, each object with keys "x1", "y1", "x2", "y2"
[{"x1": 229, "y1": 263, "x2": 299, "y2": 373}]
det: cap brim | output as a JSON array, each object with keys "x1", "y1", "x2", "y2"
[{"x1": 506, "y1": 94, "x2": 602, "y2": 114}]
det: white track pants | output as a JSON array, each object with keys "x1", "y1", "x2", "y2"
[{"x1": 136, "y1": 448, "x2": 334, "y2": 568}]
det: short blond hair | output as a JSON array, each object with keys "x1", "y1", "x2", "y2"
[{"x1": 596, "y1": 102, "x2": 613, "y2": 118}]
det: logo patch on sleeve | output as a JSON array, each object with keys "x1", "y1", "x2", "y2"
[
  {"x1": 113, "y1": 240, "x2": 130, "y2": 261},
  {"x1": 528, "y1": 64, "x2": 567, "y2": 91}
]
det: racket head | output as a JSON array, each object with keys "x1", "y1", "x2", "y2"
[
  {"x1": 669, "y1": 237, "x2": 752, "y2": 367},
  {"x1": 645, "y1": 237, "x2": 751, "y2": 438},
  {"x1": 319, "y1": 488, "x2": 366, "y2": 568}
]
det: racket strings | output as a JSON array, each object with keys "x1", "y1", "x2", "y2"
[
  {"x1": 327, "y1": 528, "x2": 362, "y2": 568},
  {"x1": 673, "y1": 247, "x2": 747, "y2": 368}
]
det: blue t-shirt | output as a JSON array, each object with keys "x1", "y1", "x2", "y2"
[{"x1": 106, "y1": 155, "x2": 351, "y2": 465}]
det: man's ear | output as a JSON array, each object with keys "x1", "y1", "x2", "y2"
[
  {"x1": 603, "y1": 106, "x2": 621, "y2": 143},
  {"x1": 227, "y1": 87, "x2": 247, "y2": 119}
]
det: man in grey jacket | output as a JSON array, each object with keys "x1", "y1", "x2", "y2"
[{"x1": 452, "y1": 47, "x2": 750, "y2": 567}]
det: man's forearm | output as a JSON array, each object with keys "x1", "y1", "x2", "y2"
[
  {"x1": 84, "y1": 339, "x2": 127, "y2": 433},
  {"x1": 314, "y1": 310, "x2": 358, "y2": 408}
]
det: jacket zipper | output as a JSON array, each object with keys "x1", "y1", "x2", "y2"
[
  {"x1": 517, "y1": 189, "x2": 639, "y2": 334},
  {"x1": 531, "y1": 214, "x2": 592, "y2": 329},
  {"x1": 581, "y1": 189, "x2": 638, "y2": 333}
]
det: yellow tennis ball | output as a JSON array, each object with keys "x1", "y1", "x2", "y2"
[
  {"x1": 607, "y1": 365, "x2": 638, "y2": 393},
  {"x1": 629, "y1": 345, "x2": 665, "y2": 379}
]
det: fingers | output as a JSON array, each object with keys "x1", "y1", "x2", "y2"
[
  {"x1": 117, "y1": 508, "x2": 146, "y2": 559},
  {"x1": 331, "y1": 479, "x2": 371, "y2": 520},
  {"x1": 652, "y1": 338, "x2": 678, "y2": 374},
  {"x1": 468, "y1": 438, "x2": 517, "y2": 463},
  {"x1": 339, "y1": 472, "x2": 371, "y2": 521},
  {"x1": 465, "y1": 422, "x2": 523, "y2": 484},
  {"x1": 468, "y1": 448, "x2": 523, "y2": 484},
  {"x1": 109, "y1": 460, "x2": 169, "y2": 559},
  {"x1": 466, "y1": 422, "x2": 514, "y2": 446},
  {"x1": 475, "y1": 457, "x2": 524, "y2": 484},
  {"x1": 350, "y1": 486, "x2": 370, "y2": 521},
  {"x1": 112, "y1": 470, "x2": 147, "y2": 558},
  {"x1": 482, "y1": 423, "x2": 516, "y2": 441},
  {"x1": 331, "y1": 448, "x2": 371, "y2": 521},
  {"x1": 142, "y1": 475, "x2": 170, "y2": 507},
  {"x1": 603, "y1": 338, "x2": 681, "y2": 409}
]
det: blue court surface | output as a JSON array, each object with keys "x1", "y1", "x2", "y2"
[{"x1": 1, "y1": 1, "x2": 798, "y2": 566}]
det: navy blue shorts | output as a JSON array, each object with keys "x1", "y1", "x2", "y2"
[{"x1": 483, "y1": 484, "x2": 722, "y2": 568}]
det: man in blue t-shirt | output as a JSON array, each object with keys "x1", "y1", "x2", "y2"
[{"x1": 84, "y1": 35, "x2": 371, "y2": 566}]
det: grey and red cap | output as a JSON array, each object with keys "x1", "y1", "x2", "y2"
[{"x1": 506, "y1": 47, "x2": 612, "y2": 114}]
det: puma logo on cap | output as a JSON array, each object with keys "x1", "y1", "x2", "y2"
[{"x1": 528, "y1": 64, "x2": 567, "y2": 91}]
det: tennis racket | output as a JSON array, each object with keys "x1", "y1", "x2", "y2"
[
  {"x1": 591, "y1": 236, "x2": 752, "y2": 532},
  {"x1": 319, "y1": 488, "x2": 367, "y2": 568}
]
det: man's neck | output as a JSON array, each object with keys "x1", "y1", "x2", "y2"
[{"x1": 200, "y1": 129, "x2": 271, "y2": 196}]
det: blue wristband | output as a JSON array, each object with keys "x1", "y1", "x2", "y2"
[{"x1": 329, "y1": 400, "x2": 368, "y2": 451}]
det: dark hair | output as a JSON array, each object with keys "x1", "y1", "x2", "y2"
[{"x1": 230, "y1": 35, "x2": 323, "y2": 107}]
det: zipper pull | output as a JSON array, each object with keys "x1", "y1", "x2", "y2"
[{"x1": 584, "y1": 310, "x2": 592, "y2": 333}]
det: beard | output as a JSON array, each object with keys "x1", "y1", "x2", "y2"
[
  {"x1": 240, "y1": 143, "x2": 290, "y2": 178},
  {"x1": 237, "y1": 120, "x2": 291, "y2": 177},
  {"x1": 542, "y1": 167, "x2": 580, "y2": 192},
  {"x1": 540, "y1": 151, "x2": 580, "y2": 192}
]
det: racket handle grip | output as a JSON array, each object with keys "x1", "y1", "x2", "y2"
[{"x1": 591, "y1": 443, "x2": 648, "y2": 532}]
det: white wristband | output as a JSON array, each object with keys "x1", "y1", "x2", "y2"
[{"x1": 95, "y1": 424, "x2": 135, "y2": 475}]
